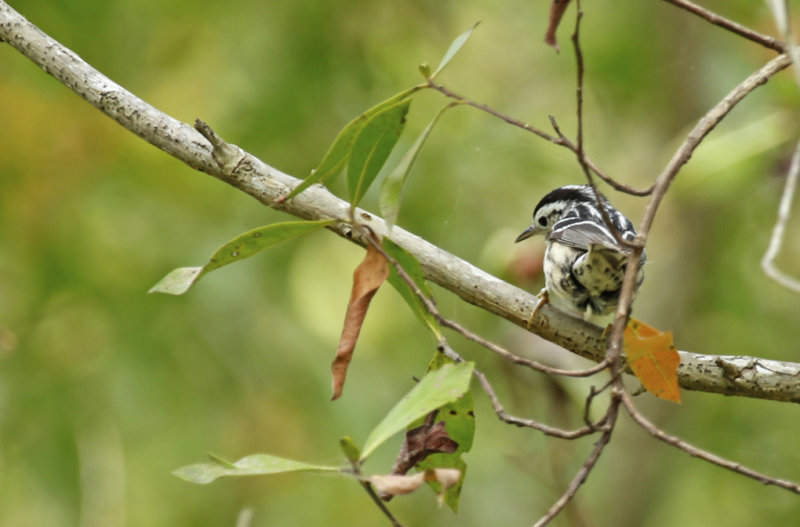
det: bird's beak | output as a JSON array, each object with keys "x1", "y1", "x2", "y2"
[{"x1": 515, "y1": 226, "x2": 536, "y2": 243}]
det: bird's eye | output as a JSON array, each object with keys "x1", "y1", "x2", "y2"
[{"x1": 538, "y1": 217, "x2": 548, "y2": 227}]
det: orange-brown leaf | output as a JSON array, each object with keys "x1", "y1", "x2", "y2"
[
  {"x1": 624, "y1": 319, "x2": 681, "y2": 403},
  {"x1": 544, "y1": 0, "x2": 572, "y2": 51},
  {"x1": 331, "y1": 244, "x2": 389, "y2": 400}
]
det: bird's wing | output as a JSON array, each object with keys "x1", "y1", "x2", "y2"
[
  {"x1": 587, "y1": 243, "x2": 628, "y2": 269},
  {"x1": 547, "y1": 217, "x2": 623, "y2": 253}
]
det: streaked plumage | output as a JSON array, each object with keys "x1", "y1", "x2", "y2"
[{"x1": 515, "y1": 184, "x2": 645, "y2": 318}]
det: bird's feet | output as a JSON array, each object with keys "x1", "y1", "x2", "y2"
[{"x1": 527, "y1": 288, "x2": 550, "y2": 328}]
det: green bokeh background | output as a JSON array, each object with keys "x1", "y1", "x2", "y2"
[{"x1": 1, "y1": 1, "x2": 799, "y2": 526}]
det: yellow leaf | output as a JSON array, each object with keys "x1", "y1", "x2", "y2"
[{"x1": 624, "y1": 319, "x2": 681, "y2": 403}]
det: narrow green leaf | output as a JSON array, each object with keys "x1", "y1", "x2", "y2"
[
  {"x1": 361, "y1": 362, "x2": 473, "y2": 461},
  {"x1": 431, "y1": 23, "x2": 479, "y2": 79},
  {"x1": 173, "y1": 453, "x2": 339, "y2": 485},
  {"x1": 413, "y1": 351, "x2": 476, "y2": 512},
  {"x1": 149, "y1": 219, "x2": 335, "y2": 295},
  {"x1": 347, "y1": 99, "x2": 411, "y2": 210},
  {"x1": 282, "y1": 87, "x2": 421, "y2": 202},
  {"x1": 339, "y1": 436, "x2": 361, "y2": 464},
  {"x1": 207, "y1": 452, "x2": 237, "y2": 469},
  {"x1": 383, "y1": 239, "x2": 441, "y2": 338},
  {"x1": 418, "y1": 63, "x2": 431, "y2": 78},
  {"x1": 379, "y1": 104, "x2": 455, "y2": 229}
]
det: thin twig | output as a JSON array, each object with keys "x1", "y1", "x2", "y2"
[
  {"x1": 761, "y1": 138, "x2": 800, "y2": 293},
  {"x1": 348, "y1": 460, "x2": 405, "y2": 527},
  {"x1": 424, "y1": 78, "x2": 646, "y2": 194},
  {"x1": 621, "y1": 390, "x2": 800, "y2": 494},
  {"x1": 438, "y1": 316, "x2": 612, "y2": 378},
  {"x1": 533, "y1": 393, "x2": 620, "y2": 527},
  {"x1": 426, "y1": 79, "x2": 561, "y2": 143},
  {"x1": 439, "y1": 341, "x2": 607, "y2": 439},
  {"x1": 582, "y1": 383, "x2": 613, "y2": 427},
  {"x1": 476, "y1": 366, "x2": 610, "y2": 439},
  {"x1": 548, "y1": 116, "x2": 654, "y2": 196},
  {"x1": 662, "y1": 0, "x2": 786, "y2": 53},
  {"x1": 567, "y1": 4, "x2": 645, "y2": 250},
  {"x1": 639, "y1": 53, "x2": 792, "y2": 238},
  {"x1": 572, "y1": 5, "x2": 587, "y2": 163}
]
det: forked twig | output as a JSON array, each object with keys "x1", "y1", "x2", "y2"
[
  {"x1": 424, "y1": 79, "x2": 650, "y2": 195},
  {"x1": 439, "y1": 340, "x2": 609, "y2": 440},
  {"x1": 567, "y1": 3, "x2": 646, "y2": 248},
  {"x1": 533, "y1": 394, "x2": 620, "y2": 527},
  {"x1": 547, "y1": 115, "x2": 654, "y2": 196}
]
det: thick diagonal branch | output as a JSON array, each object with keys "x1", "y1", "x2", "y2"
[{"x1": 1, "y1": 2, "x2": 798, "y2": 403}]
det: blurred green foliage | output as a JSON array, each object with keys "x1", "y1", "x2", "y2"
[{"x1": 1, "y1": 1, "x2": 799, "y2": 526}]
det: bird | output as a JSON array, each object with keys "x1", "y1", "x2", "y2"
[{"x1": 515, "y1": 184, "x2": 645, "y2": 320}]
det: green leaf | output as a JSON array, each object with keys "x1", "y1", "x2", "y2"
[
  {"x1": 412, "y1": 351, "x2": 476, "y2": 512},
  {"x1": 431, "y1": 23, "x2": 479, "y2": 79},
  {"x1": 418, "y1": 63, "x2": 432, "y2": 79},
  {"x1": 360, "y1": 361, "x2": 473, "y2": 461},
  {"x1": 282, "y1": 88, "x2": 420, "y2": 202},
  {"x1": 173, "y1": 453, "x2": 339, "y2": 485},
  {"x1": 383, "y1": 239, "x2": 441, "y2": 338},
  {"x1": 379, "y1": 104, "x2": 455, "y2": 230},
  {"x1": 149, "y1": 219, "x2": 335, "y2": 295},
  {"x1": 339, "y1": 436, "x2": 361, "y2": 464},
  {"x1": 207, "y1": 452, "x2": 237, "y2": 469},
  {"x1": 347, "y1": 99, "x2": 411, "y2": 210}
]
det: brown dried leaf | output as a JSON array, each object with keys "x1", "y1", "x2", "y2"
[
  {"x1": 390, "y1": 415, "x2": 459, "y2": 477},
  {"x1": 380, "y1": 411, "x2": 459, "y2": 502},
  {"x1": 330, "y1": 243, "x2": 389, "y2": 400},
  {"x1": 544, "y1": 0, "x2": 572, "y2": 51}
]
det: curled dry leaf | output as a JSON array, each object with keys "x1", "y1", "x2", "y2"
[
  {"x1": 331, "y1": 243, "x2": 389, "y2": 400},
  {"x1": 544, "y1": 0, "x2": 572, "y2": 51},
  {"x1": 390, "y1": 415, "x2": 459, "y2": 477},
  {"x1": 370, "y1": 468, "x2": 462, "y2": 500},
  {"x1": 371, "y1": 472, "x2": 426, "y2": 497}
]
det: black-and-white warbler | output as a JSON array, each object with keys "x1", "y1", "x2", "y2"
[{"x1": 515, "y1": 184, "x2": 645, "y2": 319}]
